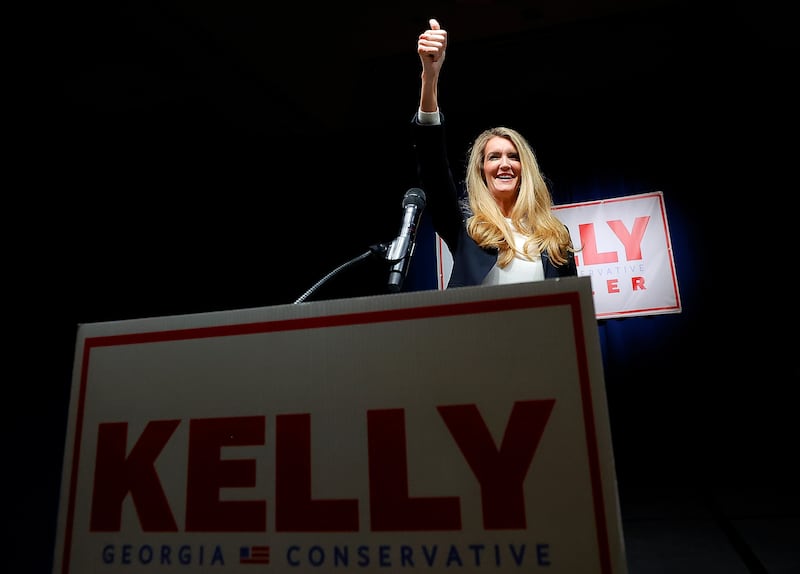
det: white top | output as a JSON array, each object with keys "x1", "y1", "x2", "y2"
[{"x1": 482, "y1": 220, "x2": 545, "y2": 285}]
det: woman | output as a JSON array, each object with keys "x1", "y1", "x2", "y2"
[{"x1": 413, "y1": 19, "x2": 578, "y2": 288}]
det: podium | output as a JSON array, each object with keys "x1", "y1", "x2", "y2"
[{"x1": 53, "y1": 276, "x2": 627, "y2": 573}]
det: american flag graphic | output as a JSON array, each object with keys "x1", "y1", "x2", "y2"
[{"x1": 240, "y1": 545, "x2": 270, "y2": 565}]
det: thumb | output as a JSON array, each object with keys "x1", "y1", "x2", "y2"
[{"x1": 429, "y1": 18, "x2": 440, "y2": 30}]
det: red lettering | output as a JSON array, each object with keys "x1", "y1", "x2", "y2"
[
  {"x1": 90, "y1": 420, "x2": 180, "y2": 532},
  {"x1": 578, "y1": 217, "x2": 650, "y2": 266},
  {"x1": 367, "y1": 409, "x2": 461, "y2": 531},
  {"x1": 607, "y1": 217, "x2": 649, "y2": 260},
  {"x1": 578, "y1": 223, "x2": 617, "y2": 265},
  {"x1": 186, "y1": 416, "x2": 266, "y2": 532},
  {"x1": 632, "y1": 276, "x2": 645, "y2": 290},
  {"x1": 275, "y1": 413, "x2": 359, "y2": 532},
  {"x1": 90, "y1": 404, "x2": 554, "y2": 534},
  {"x1": 438, "y1": 400, "x2": 555, "y2": 529},
  {"x1": 607, "y1": 279, "x2": 620, "y2": 293}
]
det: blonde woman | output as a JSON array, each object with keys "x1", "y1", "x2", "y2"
[{"x1": 413, "y1": 19, "x2": 577, "y2": 288}]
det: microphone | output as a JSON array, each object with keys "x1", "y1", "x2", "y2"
[{"x1": 386, "y1": 187, "x2": 427, "y2": 293}]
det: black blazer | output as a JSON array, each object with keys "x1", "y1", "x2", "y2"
[{"x1": 411, "y1": 115, "x2": 577, "y2": 288}]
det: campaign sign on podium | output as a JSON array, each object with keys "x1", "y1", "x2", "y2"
[{"x1": 53, "y1": 276, "x2": 627, "y2": 573}]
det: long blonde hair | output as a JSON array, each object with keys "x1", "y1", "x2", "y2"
[{"x1": 464, "y1": 126, "x2": 574, "y2": 267}]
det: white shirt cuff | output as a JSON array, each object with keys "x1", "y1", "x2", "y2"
[{"x1": 417, "y1": 108, "x2": 441, "y2": 125}]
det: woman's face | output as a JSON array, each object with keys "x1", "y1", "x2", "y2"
[{"x1": 482, "y1": 136, "x2": 521, "y2": 207}]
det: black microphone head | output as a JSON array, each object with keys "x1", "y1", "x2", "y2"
[{"x1": 403, "y1": 188, "x2": 426, "y2": 209}]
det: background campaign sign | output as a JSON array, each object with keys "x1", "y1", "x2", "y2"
[
  {"x1": 53, "y1": 277, "x2": 627, "y2": 573},
  {"x1": 435, "y1": 191, "x2": 681, "y2": 319}
]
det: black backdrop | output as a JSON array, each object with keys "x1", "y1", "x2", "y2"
[{"x1": 15, "y1": 1, "x2": 795, "y2": 571}]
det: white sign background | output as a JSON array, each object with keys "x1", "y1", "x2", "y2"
[{"x1": 54, "y1": 278, "x2": 626, "y2": 573}]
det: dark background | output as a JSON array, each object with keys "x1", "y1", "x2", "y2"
[{"x1": 14, "y1": 1, "x2": 796, "y2": 572}]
